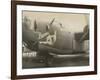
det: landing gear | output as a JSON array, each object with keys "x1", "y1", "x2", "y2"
[{"x1": 37, "y1": 50, "x2": 53, "y2": 67}]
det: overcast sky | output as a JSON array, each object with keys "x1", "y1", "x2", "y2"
[{"x1": 22, "y1": 11, "x2": 89, "y2": 33}]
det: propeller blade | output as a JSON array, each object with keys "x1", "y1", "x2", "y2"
[
  {"x1": 34, "y1": 19, "x2": 37, "y2": 31},
  {"x1": 49, "y1": 18, "x2": 55, "y2": 25}
]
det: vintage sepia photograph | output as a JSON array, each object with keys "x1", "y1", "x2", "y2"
[
  {"x1": 11, "y1": 1, "x2": 97, "y2": 79},
  {"x1": 22, "y1": 11, "x2": 89, "y2": 69}
]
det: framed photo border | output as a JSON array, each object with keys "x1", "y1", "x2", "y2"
[{"x1": 11, "y1": 1, "x2": 97, "y2": 80}]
